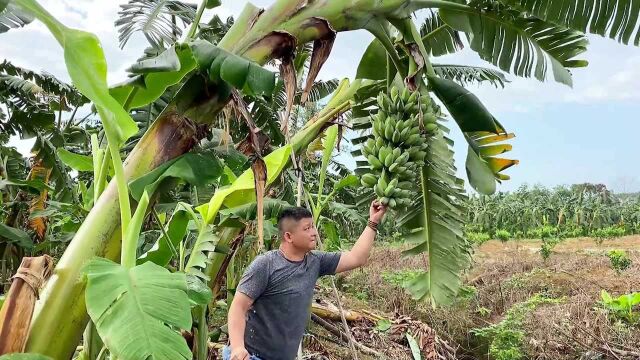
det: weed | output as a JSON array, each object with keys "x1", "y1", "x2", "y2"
[
  {"x1": 472, "y1": 294, "x2": 564, "y2": 360},
  {"x1": 600, "y1": 290, "x2": 640, "y2": 324},
  {"x1": 607, "y1": 249, "x2": 632, "y2": 274},
  {"x1": 381, "y1": 269, "x2": 421, "y2": 287}
]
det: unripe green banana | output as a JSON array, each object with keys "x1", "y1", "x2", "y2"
[
  {"x1": 400, "y1": 127, "x2": 410, "y2": 142},
  {"x1": 392, "y1": 129, "x2": 400, "y2": 143},
  {"x1": 377, "y1": 93, "x2": 385, "y2": 109},
  {"x1": 390, "y1": 87, "x2": 399, "y2": 102},
  {"x1": 361, "y1": 173, "x2": 377, "y2": 187},
  {"x1": 398, "y1": 181, "x2": 413, "y2": 190},
  {"x1": 406, "y1": 134, "x2": 421, "y2": 146},
  {"x1": 389, "y1": 198, "x2": 397, "y2": 208},
  {"x1": 389, "y1": 162, "x2": 399, "y2": 173},
  {"x1": 384, "y1": 179, "x2": 398, "y2": 196},
  {"x1": 424, "y1": 113, "x2": 438, "y2": 124},
  {"x1": 378, "y1": 146, "x2": 390, "y2": 164},
  {"x1": 375, "y1": 183, "x2": 385, "y2": 197},
  {"x1": 408, "y1": 91, "x2": 418, "y2": 104},
  {"x1": 396, "y1": 152, "x2": 410, "y2": 166},
  {"x1": 401, "y1": 87, "x2": 410, "y2": 103},
  {"x1": 368, "y1": 155, "x2": 383, "y2": 169},
  {"x1": 380, "y1": 197, "x2": 390, "y2": 206},
  {"x1": 425, "y1": 123, "x2": 438, "y2": 132},
  {"x1": 378, "y1": 175, "x2": 388, "y2": 191},
  {"x1": 384, "y1": 151, "x2": 396, "y2": 168}
]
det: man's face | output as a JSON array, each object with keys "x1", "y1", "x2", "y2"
[{"x1": 285, "y1": 217, "x2": 318, "y2": 252}]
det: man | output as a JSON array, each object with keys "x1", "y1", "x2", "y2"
[{"x1": 223, "y1": 201, "x2": 387, "y2": 360}]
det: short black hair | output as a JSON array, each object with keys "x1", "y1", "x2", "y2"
[{"x1": 277, "y1": 207, "x2": 312, "y2": 234}]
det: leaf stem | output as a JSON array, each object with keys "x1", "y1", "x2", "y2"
[
  {"x1": 186, "y1": 0, "x2": 208, "y2": 40},
  {"x1": 152, "y1": 207, "x2": 180, "y2": 261}
]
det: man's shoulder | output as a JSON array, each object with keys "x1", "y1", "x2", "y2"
[{"x1": 249, "y1": 250, "x2": 278, "y2": 268}]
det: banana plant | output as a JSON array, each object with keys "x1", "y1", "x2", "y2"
[{"x1": 1, "y1": 0, "x2": 637, "y2": 358}]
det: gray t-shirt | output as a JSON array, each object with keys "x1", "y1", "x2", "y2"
[{"x1": 236, "y1": 249, "x2": 341, "y2": 360}]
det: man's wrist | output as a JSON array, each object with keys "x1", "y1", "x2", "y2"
[{"x1": 367, "y1": 219, "x2": 379, "y2": 232}]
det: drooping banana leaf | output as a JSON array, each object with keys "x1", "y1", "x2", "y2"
[
  {"x1": 0, "y1": 0, "x2": 34, "y2": 33},
  {"x1": 115, "y1": 0, "x2": 197, "y2": 49},
  {"x1": 128, "y1": 150, "x2": 224, "y2": 201},
  {"x1": 439, "y1": 5, "x2": 588, "y2": 86},
  {"x1": 428, "y1": 75, "x2": 517, "y2": 195},
  {"x1": 497, "y1": 0, "x2": 640, "y2": 46},
  {"x1": 420, "y1": 10, "x2": 463, "y2": 57},
  {"x1": 16, "y1": 0, "x2": 138, "y2": 146},
  {"x1": 433, "y1": 64, "x2": 507, "y2": 88},
  {"x1": 398, "y1": 130, "x2": 470, "y2": 305}
]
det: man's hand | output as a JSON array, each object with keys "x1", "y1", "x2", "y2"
[
  {"x1": 230, "y1": 346, "x2": 250, "y2": 360},
  {"x1": 369, "y1": 200, "x2": 387, "y2": 224}
]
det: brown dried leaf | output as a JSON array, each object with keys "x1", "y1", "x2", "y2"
[{"x1": 300, "y1": 18, "x2": 336, "y2": 104}]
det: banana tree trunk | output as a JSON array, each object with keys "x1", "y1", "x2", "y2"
[{"x1": 25, "y1": 110, "x2": 198, "y2": 358}]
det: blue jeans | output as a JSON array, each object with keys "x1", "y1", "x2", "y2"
[{"x1": 222, "y1": 345, "x2": 262, "y2": 360}]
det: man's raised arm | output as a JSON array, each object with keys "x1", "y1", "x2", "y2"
[{"x1": 335, "y1": 201, "x2": 386, "y2": 273}]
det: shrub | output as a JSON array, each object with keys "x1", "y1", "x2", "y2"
[
  {"x1": 526, "y1": 225, "x2": 557, "y2": 240},
  {"x1": 607, "y1": 249, "x2": 632, "y2": 274},
  {"x1": 495, "y1": 229, "x2": 511, "y2": 242},
  {"x1": 559, "y1": 225, "x2": 584, "y2": 239},
  {"x1": 539, "y1": 237, "x2": 561, "y2": 262},
  {"x1": 591, "y1": 225, "x2": 626, "y2": 242},
  {"x1": 466, "y1": 231, "x2": 491, "y2": 245}
]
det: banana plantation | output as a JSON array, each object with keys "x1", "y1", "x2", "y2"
[
  {"x1": 0, "y1": 0, "x2": 639, "y2": 359},
  {"x1": 467, "y1": 184, "x2": 640, "y2": 239}
]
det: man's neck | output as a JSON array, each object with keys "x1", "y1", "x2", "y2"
[{"x1": 279, "y1": 244, "x2": 307, "y2": 261}]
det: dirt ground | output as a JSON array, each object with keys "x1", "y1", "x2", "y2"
[{"x1": 312, "y1": 236, "x2": 640, "y2": 359}]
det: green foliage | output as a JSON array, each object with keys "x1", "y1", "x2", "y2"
[
  {"x1": 473, "y1": 294, "x2": 564, "y2": 360},
  {"x1": 600, "y1": 290, "x2": 640, "y2": 324},
  {"x1": 591, "y1": 225, "x2": 626, "y2": 241},
  {"x1": 115, "y1": 0, "x2": 197, "y2": 49},
  {"x1": 0, "y1": 2, "x2": 34, "y2": 33},
  {"x1": 495, "y1": 229, "x2": 511, "y2": 242},
  {"x1": 406, "y1": 333, "x2": 422, "y2": 360},
  {"x1": 0, "y1": 355, "x2": 52, "y2": 360},
  {"x1": 497, "y1": 0, "x2": 640, "y2": 46},
  {"x1": 467, "y1": 184, "x2": 640, "y2": 240},
  {"x1": 84, "y1": 258, "x2": 192, "y2": 360},
  {"x1": 381, "y1": 269, "x2": 421, "y2": 287},
  {"x1": 607, "y1": 249, "x2": 632, "y2": 274},
  {"x1": 466, "y1": 231, "x2": 491, "y2": 245},
  {"x1": 539, "y1": 237, "x2": 560, "y2": 262},
  {"x1": 440, "y1": 4, "x2": 588, "y2": 86}
]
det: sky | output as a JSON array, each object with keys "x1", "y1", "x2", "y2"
[{"x1": 2, "y1": 0, "x2": 640, "y2": 193}]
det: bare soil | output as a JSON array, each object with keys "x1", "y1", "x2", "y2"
[{"x1": 315, "y1": 236, "x2": 640, "y2": 359}]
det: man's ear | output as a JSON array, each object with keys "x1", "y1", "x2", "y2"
[{"x1": 283, "y1": 231, "x2": 292, "y2": 243}]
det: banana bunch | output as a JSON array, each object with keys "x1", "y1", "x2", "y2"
[{"x1": 360, "y1": 85, "x2": 438, "y2": 208}]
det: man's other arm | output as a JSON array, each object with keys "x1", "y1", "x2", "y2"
[{"x1": 227, "y1": 292, "x2": 253, "y2": 360}]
